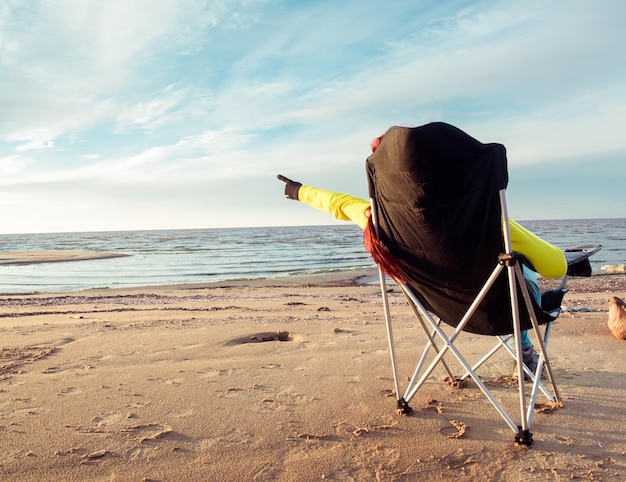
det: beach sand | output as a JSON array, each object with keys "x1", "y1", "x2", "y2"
[{"x1": 1, "y1": 271, "x2": 625, "y2": 481}]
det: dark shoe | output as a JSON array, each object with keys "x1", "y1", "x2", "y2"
[
  {"x1": 521, "y1": 345, "x2": 539, "y2": 373},
  {"x1": 516, "y1": 345, "x2": 546, "y2": 381}
]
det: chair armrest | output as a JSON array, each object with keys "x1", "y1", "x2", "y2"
[{"x1": 564, "y1": 244, "x2": 602, "y2": 277}]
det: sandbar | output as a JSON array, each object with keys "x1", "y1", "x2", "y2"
[{"x1": 0, "y1": 251, "x2": 129, "y2": 265}]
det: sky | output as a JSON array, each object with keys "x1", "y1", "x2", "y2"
[{"x1": 1, "y1": 0, "x2": 625, "y2": 234}]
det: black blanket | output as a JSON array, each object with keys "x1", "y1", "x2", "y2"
[{"x1": 366, "y1": 122, "x2": 551, "y2": 335}]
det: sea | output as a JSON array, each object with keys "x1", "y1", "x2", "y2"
[{"x1": 0, "y1": 218, "x2": 624, "y2": 294}]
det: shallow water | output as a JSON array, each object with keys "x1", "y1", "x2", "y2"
[{"x1": 0, "y1": 219, "x2": 623, "y2": 293}]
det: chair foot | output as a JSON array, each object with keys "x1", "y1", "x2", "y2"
[
  {"x1": 515, "y1": 427, "x2": 533, "y2": 446},
  {"x1": 396, "y1": 398, "x2": 413, "y2": 415}
]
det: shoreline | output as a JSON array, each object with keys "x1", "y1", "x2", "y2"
[
  {"x1": 1, "y1": 267, "x2": 624, "y2": 298},
  {"x1": 0, "y1": 268, "x2": 381, "y2": 297},
  {"x1": 0, "y1": 248, "x2": 623, "y2": 296}
]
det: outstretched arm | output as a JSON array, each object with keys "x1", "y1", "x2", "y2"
[
  {"x1": 277, "y1": 175, "x2": 370, "y2": 229},
  {"x1": 277, "y1": 176, "x2": 565, "y2": 277}
]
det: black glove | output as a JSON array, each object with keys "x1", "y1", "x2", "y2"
[{"x1": 277, "y1": 174, "x2": 302, "y2": 200}]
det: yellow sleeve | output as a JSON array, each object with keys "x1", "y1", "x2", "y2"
[
  {"x1": 509, "y1": 219, "x2": 567, "y2": 278},
  {"x1": 297, "y1": 186, "x2": 370, "y2": 230}
]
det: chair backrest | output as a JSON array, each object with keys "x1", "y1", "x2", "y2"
[{"x1": 366, "y1": 122, "x2": 540, "y2": 335}]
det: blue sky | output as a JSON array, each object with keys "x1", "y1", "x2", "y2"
[{"x1": 1, "y1": 0, "x2": 624, "y2": 234}]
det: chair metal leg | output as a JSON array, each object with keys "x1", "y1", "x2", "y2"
[{"x1": 378, "y1": 267, "x2": 412, "y2": 413}]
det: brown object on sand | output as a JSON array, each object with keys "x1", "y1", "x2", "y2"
[
  {"x1": 608, "y1": 296, "x2": 626, "y2": 339},
  {"x1": 225, "y1": 331, "x2": 291, "y2": 345}
]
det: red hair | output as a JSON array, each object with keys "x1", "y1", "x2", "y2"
[
  {"x1": 366, "y1": 131, "x2": 405, "y2": 282},
  {"x1": 370, "y1": 134, "x2": 384, "y2": 153},
  {"x1": 363, "y1": 216, "x2": 407, "y2": 284}
]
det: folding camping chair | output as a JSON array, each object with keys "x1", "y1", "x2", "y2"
[{"x1": 366, "y1": 122, "x2": 600, "y2": 445}]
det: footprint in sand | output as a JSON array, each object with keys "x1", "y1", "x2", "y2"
[
  {"x1": 12, "y1": 406, "x2": 42, "y2": 417},
  {"x1": 58, "y1": 387, "x2": 82, "y2": 396},
  {"x1": 440, "y1": 449, "x2": 478, "y2": 469},
  {"x1": 167, "y1": 408, "x2": 193, "y2": 418},
  {"x1": 91, "y1": 411, "x2": 127, "y2": 427},
  {"x1": 165, "y1": 377, "x2": 184, "y2": 386},
  {"x1": 218, "y1": 387, "x2": 245, "y2": 399},
  {"x1": 198, "y1": 368, "x2": 239, "y2": 379},
  {"x1": 261, "y1": 363, "x2": 283, "y2": 369},
  {"x1": 121, "y1": 423, "x2": 173, "y2": 443}
]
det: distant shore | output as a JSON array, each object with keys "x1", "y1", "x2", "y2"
[{"x1": 0, "y1": 250, "x2": 128, "y2": 265}]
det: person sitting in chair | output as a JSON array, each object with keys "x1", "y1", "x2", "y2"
[{"x1": 278, "y1": 135, "x2": 567, "y2": 375}]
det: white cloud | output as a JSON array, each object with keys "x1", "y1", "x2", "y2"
[
  {"x1": 0, "y1": 1, "x2": 256, "y2": 146},
  {"x1": 114, "y1": 85, "x2": 190, "y2": 132},
  {"x1": 80, "y1": 154, "x2": 100, "y2": 161},
  {"x1": 0, "y1": 154, "x2": 29, "y2": 175},
  {"x1": 14, "y1": 139, "x2": 54, "y2": 152}
]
